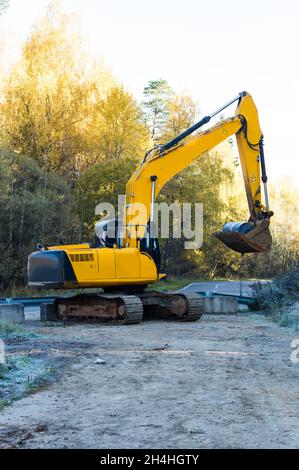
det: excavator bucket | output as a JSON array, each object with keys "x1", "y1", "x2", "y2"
[{"x1": 214, "y1": 219, "x2": 272, "y2": 254}]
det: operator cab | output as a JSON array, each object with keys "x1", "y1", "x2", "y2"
[
  {"x1": 95, "y1": 219, "x2": 118, "y2": 248},
  {"x1": 95, "y1": 219, "x2": 161, "y2": 269}
]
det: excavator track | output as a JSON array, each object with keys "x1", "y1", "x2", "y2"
[
  {"x1": 41, "y1": 292, "x2": 204, "y2": 324},
  {"x1": 53, "y1": 293, "x2": 143, "y2": 325},
  {"x1": 139, "y1": 291, "x2": 204, "y2": 322},
  {"x1": 116, "y1": 295, "x2": 144, "y2": 324},
  {"x1": 179, "y1": 292, "x2": 205, "y2": 322}
]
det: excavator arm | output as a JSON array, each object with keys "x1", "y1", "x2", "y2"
[{"x1": 124, "y1": 92, "x2": 273, "y2": 254}]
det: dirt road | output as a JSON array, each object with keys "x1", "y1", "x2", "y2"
[
  {"x1": 0, "y1": 312, "x2": 298, "y2": 449},
  {"x1": 181, "y1": 280, "x2": 265, "y2": 297}
]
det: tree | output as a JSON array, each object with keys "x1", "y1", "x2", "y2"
[
  {"x1": 95, "y1": 86, "x2": 149, "y2": 161},
  {"x1": 0, "y1": 2, "x2": 149, "y2": 178},
  {"x1": 142, "y1": 79, "x2": 173, "y2": 143},
  {"x1": 0, "y1": 1, "x2": 114, "y2": 177},
  {"x1": 245, "y1": 178, "x2": 299, "y2": 277},
  {"x1": 0, "y1": 146, "x2": 78, "y2": 293},
  {"x1": 162, "y1": 94, "x2": 198, "y2": 141},
  {"x1": 74, "y1": 159, "x2": 137, "y2": 241}
]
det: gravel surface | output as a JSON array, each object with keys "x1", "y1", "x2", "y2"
[{"x1": 0, "y1": 311, "x2": 298, "y2": 449}]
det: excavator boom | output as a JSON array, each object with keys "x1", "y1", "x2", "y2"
[{"x1": 125, "y1": 91, "x2": 272, "y2": 254}]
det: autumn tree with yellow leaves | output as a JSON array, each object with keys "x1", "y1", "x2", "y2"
[{"x1": 0, "y1": 1, "x2": 148, "y2": 178}]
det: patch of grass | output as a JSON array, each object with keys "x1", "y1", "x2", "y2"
[
  {"x1": 0, "y1": 323, "x2": 59, "y2": 410},
  {"x1": 25, "y1": 366, "x2": 57, "y2": 394},
  {"x1": 0, "y1": 362, "x2": 8, "y2": 379},
  {"x1": 41, "y1": 321, "x2": 66, "y2": 328},
  {"x1": 279, "y1": 315, "x2": 292, "y2": 328},
  {"x1": 0, "y1": 321, "x2": 24, "y2": 336},
  {"x1": 0, "y1": 398, "x2": 10, "y2": 409},
  {"x1": 0, "y1": 321, "x2": 35, "y2": 340},
  {"x1": 148, "y1": 277, "x2": 208, "y2": 292},
  {"x1": 0, "y1": 354, "x2": 57, "y2": 409}
]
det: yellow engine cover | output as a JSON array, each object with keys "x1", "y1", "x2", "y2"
[{"x1": 58, "y1": 246, "x2": 159, "y2": 288}]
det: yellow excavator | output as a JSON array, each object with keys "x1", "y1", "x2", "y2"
[{"x1": 28, "y1": 91, "x2": 273, "y2": 324}]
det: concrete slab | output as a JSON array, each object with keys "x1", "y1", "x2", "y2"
[
  {"x1": 0, "y1": 304, "x2": 25, "y2": 323},
  {"x1": 204, "y1": 296, "x2": 238, "y2": 314},
  {"x1": 40, "y1": 303, "x2": 59, "y2": 322},
  {"x1": 25, "y1": 306, "x2": 41, "y2": 321}
]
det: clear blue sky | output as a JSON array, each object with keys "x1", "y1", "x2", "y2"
[{"x1": 1, "y1": 0, "x2": 299, "y2": 185}]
